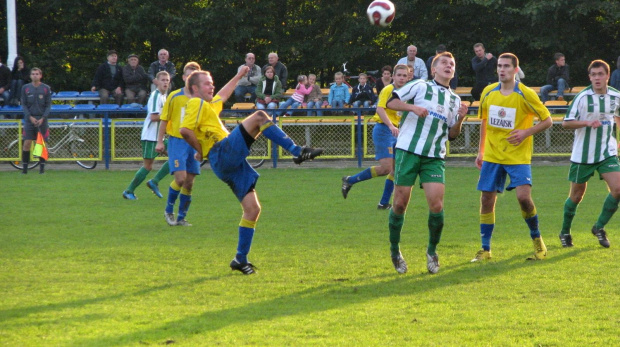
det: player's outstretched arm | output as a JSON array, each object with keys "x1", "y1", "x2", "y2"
[
  {"x1": 217, "y1": 65, "x2": 250, "y2": 104},
  {"x1": 386, "y1": 97, "x2": 428, "y2": 117},
  {"x1": 376, "y1": 107, "x2": 399, "y2": 137}
]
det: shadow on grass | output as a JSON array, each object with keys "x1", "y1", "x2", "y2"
[
  {"x1": 63, "y1": 248, "x2": 588, "y2": 346},
  {"x1": 0, "y1": 275, "x2": 223, "y2": 323}
]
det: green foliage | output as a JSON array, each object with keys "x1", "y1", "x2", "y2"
[
  {"x1": 1, "y1": 0, "x2": 619, "y2": 91},
  {"x1": 0, "y1": 166, "x2": 618, "y2": 345}
]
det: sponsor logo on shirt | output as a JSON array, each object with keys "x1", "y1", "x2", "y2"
[{"x1": 488, "y1": 105, "x2": 516, "y2": 130}]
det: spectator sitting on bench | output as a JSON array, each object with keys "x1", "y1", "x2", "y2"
[
  {"x1": 375, "y1": 65, "x2": 392, "y2": 96},
  {"x1": 8, "y1": 56, "x2": 29, "y2": 106},
  {"x1": 122, "y1": 54, "x2": 149, "y2": 105},
  {"x1": 148, "y1": 49, "x2": 176, "y2": 92},
  {"x1": 255, "y1": 65, "x2": 283, "y2": 111},
  {"x1": 234, "y1": 52, "x2": 261, "y2": 103},
  {"x1": 91, "y1": 50, "x2": 124, "y2": 105},
  {"x1": 540, "y1": 53, "x2": 570, "y2": 102},
  {"x1": 305, "y1": 74, "x2": 323, "y2": 116},
  {"x1": 277, "y1": 75, "x2": 311, "y2": 117},
  {"x1": 349, "y1": 73, "x2": 376, "y2": 109},
  {"x1": 328, "y1": 72, "x2": 350, "y2": 112}
]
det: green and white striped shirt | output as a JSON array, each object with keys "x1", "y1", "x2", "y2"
[
  {"x1": 394, "y1": 80, "x2": 461, "y2": 158},
  {"x1": 564, "y1": 86, "x2": 620, "y2": 164}
]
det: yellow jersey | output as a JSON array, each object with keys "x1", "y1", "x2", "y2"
[
  {"x1": 478, "y1": 82, "x2": 550, "y2": 164},
  {"x1": 370, "y1": 84, "x2": 400, "y2": 127},
  {"x1": 181, "y1": 95, "x2": 227, "y2": 157},
  {"x1": 160, "y1": 88, "x2": 190, "y2": 139}
]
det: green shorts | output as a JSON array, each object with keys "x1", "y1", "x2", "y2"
[
  {"x1": 141, "y1": 140, "x2": 159, "y2": 159},
  {"x1": 394, "y1": 149, "x2": 445, "y2": 187},
  {"x1": 569, "y1": 156, "x2": 620, "y2": 184}
]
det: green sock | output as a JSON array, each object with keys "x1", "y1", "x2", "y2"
[
  {"x1": 151, "y1": 161, "x2": 170, "y2": 184},
  {"x1": 389, "y1": 210, "x2": 405, "y2": 257},
  {"x1": 427, "y1": 210, "x2": 444, "y2": 255},
  {"x1": 126, "y1": 167, "x2": 150, "y2": 193},
  {"x1": 595, "y1": 193, "x2": 619, "y2": 229},
  {"x1": 561, "y1": 198, "x2": 578, "y2": 235}
]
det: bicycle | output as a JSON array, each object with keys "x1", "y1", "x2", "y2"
[
  {"x1": 336, "y1": 62, "x2": 379, "y2": 88},
  {"x1": 5, "y1": 117, "x2": 98, "y2": 170}
]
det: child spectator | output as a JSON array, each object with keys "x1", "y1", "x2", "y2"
[
  {"x1": 305, "y1": 74, "x2": 323, "y2": 116},
  {"x1": 349, "y1": 73, "x2": 376, "y2": 109},
  {"x1": 277, "y1": 75, "x2": 311, "y2": 116},
  {"x1": 375, "y1": 65, "x2": 392, "y2": 95},
  {"x1": 328, "y1": 72, "x2": 350, "y2": 111},
  {"x1": 255, "y1": 66, "x2": 283, "y2": 110}
]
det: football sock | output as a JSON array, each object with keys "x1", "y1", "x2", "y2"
[
  {"x1": 561, "y1": 198, "x2": 578, "y2": 235},
  {"x1": 166, "y1": 181, "x2": 181, "y2": 214},
  {"x1": 260, "y1": 122, "x2": 301, "y2": 156},
  {"x1": 126, "y1": 167, "x2": 150, "y2": 193},
  {"x1": 151, "y1": 161, "x2": 170, "y2": 185},
  {"x1": 427, "y1": 210, "x2": 444, "y2": 256},
  {"x1": 522, "y1": 208, "x2": 540, "y2": 239},
  {"x1": 389, "y1": 210, "x2": 405, "y2": 257},
  {"x1": 236, "y1": 218, "x2": 257, "y2": 264},
  {"x1": 595, "y1": 193, "x2": 619, "y2": 229},
  {"x1": 39, "y1": 158, "x2": 45, "y2": 173},
  {"x1": 480, "y1": 212, "x2": 495, "y2": 251},
  {"x1": 379, "y1": 174, "x2": 395, "y2": 206},
  {"x1": 348, "y1": 166, "x2": 376, "y2": 185},
  {"x1": 177, "y1": 187, "x2": 192, "y2": 221}
]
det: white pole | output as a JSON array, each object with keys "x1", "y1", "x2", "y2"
[{"x1": 6, "y1": 0, "x2": 18, "y2": 67}]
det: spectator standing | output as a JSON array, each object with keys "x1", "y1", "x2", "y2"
[
  {"x1": 374, "y1": 65, "x2": 392, "y2": 96},
  {"x1": 255, "y1": 65, "x2": 283, "y2": 111},
  {"x1": 148, "y1": 49, "x2": 176, "y2": 92},
  {"x1": 328, "y1": 72, "x2": 350, "y2": 111},
  {"x1": 234, "y1": 53, "x2": 262, "y2": 102},
  {"x1": 349, "y1": 73, "x2": 376, "y2": 108},
  {"x1": 91, "y1": 50, "x2": 124, "y2": 105},
  {"x1": 471, "y1": 43, "x2": 497, "y2": 101},
  {"x1": 8, "y1": 56, "x2": 29, "y2": 106},
  {"x1": 122, "y1": 54, "x2": 149, "y2": 105},
  {"x1": 20, "y1": 68, "x2": 52, "y2": 174},
  {"x1": 305, "y1": 74, "x2": 324, "y2": 116},
  {"x1": 0, "y1": 56, "x2": 11, "y2": 105},
  {"x1": 540, "y1": 53, "x2": 570, "y2": 102},
  {"x1": 262, "y1": 52, "x2": 288, "y2": 90},
  {"x1": 397, "y1": 45, "x2": 428, "y2": 80},
  {"x1": 611, "y1": 56, "x2": 620, "y2": 90}
]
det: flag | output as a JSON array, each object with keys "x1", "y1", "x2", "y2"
[{"x1": 32, "y1": 131, "x2": 49, "y2": 160}]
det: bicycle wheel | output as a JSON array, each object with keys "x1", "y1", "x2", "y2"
[
  {"x1": 248, "y1": 138, "x2": 268, "y2": 168},
  {"x1": 70, "y1": 139, "x2": 98, "y2": 169},
  {"x1": 5, "y1": 139, "x2": 40, "y2": 170}
]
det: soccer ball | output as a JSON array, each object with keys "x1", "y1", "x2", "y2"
[{"x1": 367, "y1": 0, "x2": 396, "y2": 27}]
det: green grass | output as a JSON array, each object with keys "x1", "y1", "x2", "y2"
[{"x1": 1, "y1": 165, "x2": 618, "y2": 346}]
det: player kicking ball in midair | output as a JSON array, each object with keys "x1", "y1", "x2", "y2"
[
  {"x1": 180, "y1": 66, "x2": 323, "y2": 275},
  {"x1": 341, "y1": 64, "x2": 410, "y2": 209},
  {"x1": 385, "y1": 52, "x2": 468, "y2": 274},
  {"x1": 560, "y1": 59, "x2": 620, "y2": 248}
]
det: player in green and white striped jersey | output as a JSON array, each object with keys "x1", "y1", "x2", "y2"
[
  {"x1": 560, "y1": 59, "x2": 620, "y2": 248},
  {"x1": 385, "y1": 52, "x2": 468, "y2": 274}
]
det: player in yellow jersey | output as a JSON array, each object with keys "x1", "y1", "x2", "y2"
[
  {"x1": 155, "y1": 62, "x2": 201, "y2": 226},
  {"x1": 180, "y1": 67, "x2": 323, "y2": 275},
  {"x1": 472, "y1": 53, "x2": 552, "y2": 262},
  {"x1": 341, "y1": 64, "x2": 410, "y2": 209}
]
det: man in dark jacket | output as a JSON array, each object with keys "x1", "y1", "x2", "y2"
[
  {"x1": 0, "y1": 56, "x2": 11, "y2": 105},
  {"x1": 471, "y1": 43, "x2": 497, "y2": 101},
  {"x1": 540, "y1": 53, "x2": 570, "y2": 102},
  {"x1": 91, "y1": 50, "x2": 124, "y2": 105},
  {"x1": 262, "y1": 52, "x2": 288, "y2": 90},
  {"x1": 148, "y1": 49, "x2": 176, "y2": 92},
  {"x1": 122, "y1": 54, "x2": 149, "y2": 105}
]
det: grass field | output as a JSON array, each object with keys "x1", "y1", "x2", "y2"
[{"x1": 1, "y1": 165, "x2": 618, "y2": 346}]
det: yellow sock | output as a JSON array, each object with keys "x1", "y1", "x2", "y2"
[
  {"x1": 170, "y1": 181, "x2": 181, "y2": 192},
  {"x1": 239, "y1": 218, "x2": 257, "y2": 228},
  {"x1": 480, "y1": 212, "x2": 495, "y2": 224},
  {"x1": 181, "y1": 187, "x2": 192, "y2": 196},
  {"x1": 522, "y1": 207, "x2": 536, "y2": 219},
  {"x1": 370, "y1": 166, "x2": 379, "y2": 178},
  {"x1": 387, "y1": 173, "x2": 394, "y2": 181}
]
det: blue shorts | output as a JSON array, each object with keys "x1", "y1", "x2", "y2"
[
  {"x1": 477, "y1": 162, "x2": 532, "y2": 193},
  {"x1": 167, "y1": 136, "x2": 200, "y2": 175},
  {"x1": 208, "y1": 126, "x2": 259, "y2": 202},
  {"x1": 373, "y1": 123, "x2": 396, "y2": 160}
]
